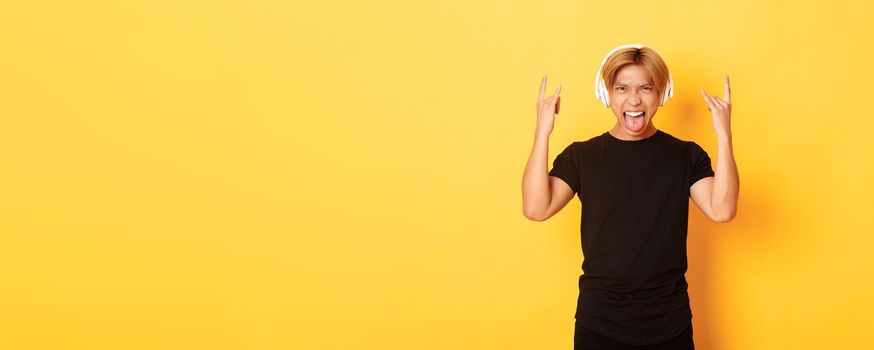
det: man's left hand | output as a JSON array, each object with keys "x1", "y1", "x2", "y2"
[{"x1": 700, "y1": 75, "x2": 732, "y2": 138}]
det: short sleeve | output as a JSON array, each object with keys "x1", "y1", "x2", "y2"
[
  {"x1": 548, "y1": 142, "x2": 581, "y2": 193},
  {"x1": 689, "y1": 141, "x2": 715, "y2": 187}
]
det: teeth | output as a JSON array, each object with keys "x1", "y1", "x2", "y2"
[{"x1": 625, "y1": 111, "x2": 644, "y2": 117}]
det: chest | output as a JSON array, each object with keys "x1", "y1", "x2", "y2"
[{"x1": 579, "y1": 146, "x2": 689, "y2": 204}]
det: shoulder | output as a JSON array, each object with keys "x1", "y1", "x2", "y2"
[
  {"x1": 557, "y1": 141, "x2": 580, "y2": 153},
  {"x1": 657, "y1": 130, "x2": 691, "y2": 146},
  {"x1": 577, "y1": 132, "x2": 606, "y2": 149},
  {"x1": 562, "y1": 134, "x2": 600, "y2": 151},
  {"x1": 556, "y1": 135, "x2": 601, "y2": 160},
  {"x1": 659, "y1": 130, "x2": 707, "y2": 154}
]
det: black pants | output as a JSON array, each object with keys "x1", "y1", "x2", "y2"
[{"x1": 574, "y1": 321, "x2": 694, "y2": 350}]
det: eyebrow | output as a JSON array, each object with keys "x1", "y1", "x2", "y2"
[{"x1": 614, "y1": 82, "x2": 653, "y2": 86}]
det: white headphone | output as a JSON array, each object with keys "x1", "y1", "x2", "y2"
[{"x1": 594, "y1": 43, "x2": 674, "y2": 108}]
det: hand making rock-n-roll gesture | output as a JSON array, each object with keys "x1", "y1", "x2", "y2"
[
  {"x1": 700, "y1": 74, "x2": 732, "y2": 138},
  {"x1": 536, "y1": 74, "x2": 561, "y2": 136}
]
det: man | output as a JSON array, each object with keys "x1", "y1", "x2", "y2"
[{"x1": 521, "y1": 44, "x2": 739, "y2": 349}]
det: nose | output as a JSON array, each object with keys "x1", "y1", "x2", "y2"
[{"x1": 628, "y1": 91, "x2": 642, "y2": 105}]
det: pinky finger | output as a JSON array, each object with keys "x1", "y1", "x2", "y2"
[{"x1": 700, "y1": 89, "x2": 716, "y2": 111}]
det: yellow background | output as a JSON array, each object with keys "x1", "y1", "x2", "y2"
[{"x1": 1, "y1": 1, "x2": 872, "y2": 349}]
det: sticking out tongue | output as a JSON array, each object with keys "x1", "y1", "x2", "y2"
[{"x1": 624, "y1": 112, "x2": 645, "y2": 132}]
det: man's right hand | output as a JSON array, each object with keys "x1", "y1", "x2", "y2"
[{"x1": 536, "y1": 74, "x2": 562, "y2": 135}]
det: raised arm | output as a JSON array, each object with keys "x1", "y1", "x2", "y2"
[
  {"x1": 522, "y1": 75, "x2": 576, "y2": 221},
  {"x1": 691, "y1": 74, "x2": 739, "y2": 223}
]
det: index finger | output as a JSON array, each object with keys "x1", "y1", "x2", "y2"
[
  {"x1": 539, "y1": 74, "x2": 547, "y2": 100},
  {"x1": 724, "y1": 74, "x2": 731, "y2": 103}
]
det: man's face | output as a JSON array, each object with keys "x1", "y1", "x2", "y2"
[{"x1": 608, "y1": 64, "x2": 660, "y2": 139}]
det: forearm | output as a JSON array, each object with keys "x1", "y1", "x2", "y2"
[
  {"x1": 711, "y1": 133, "x2": 739, "y2": 221},
  {"x1": 522, "y1": 130, "x2": 551, "y2": 219}
]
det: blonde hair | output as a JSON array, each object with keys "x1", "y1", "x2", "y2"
[{"x1": 601, "y1": 47, "x2": 670, "y2": 101}]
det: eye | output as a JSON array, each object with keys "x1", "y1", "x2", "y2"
[
  {"x1": 616, "y1": 86, "x2": 626, "y2": 92},
  {"x1": 642, "y1": 86, "x2": 652, "y2": 91}
]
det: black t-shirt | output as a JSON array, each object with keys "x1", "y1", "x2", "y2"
[{"x1": 548, "y1": 129, "x2": 715, "y2": 346}]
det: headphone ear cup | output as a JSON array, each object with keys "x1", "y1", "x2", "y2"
[
  {"x1": 659, "y1": 76, "x2": 671, "y2": 106},
  {"x1": 600, "y1": 79, "x2": 610, "y2": 107},
  {"x1": 594, "y1": 79, "x2": 600, "y2": 103},
  {"x1": 666, "y1": 73, "x2": 674, "y2": 105},
  {"x1": 663, "y1": 83, "x2": 668, "y2": 106}
]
